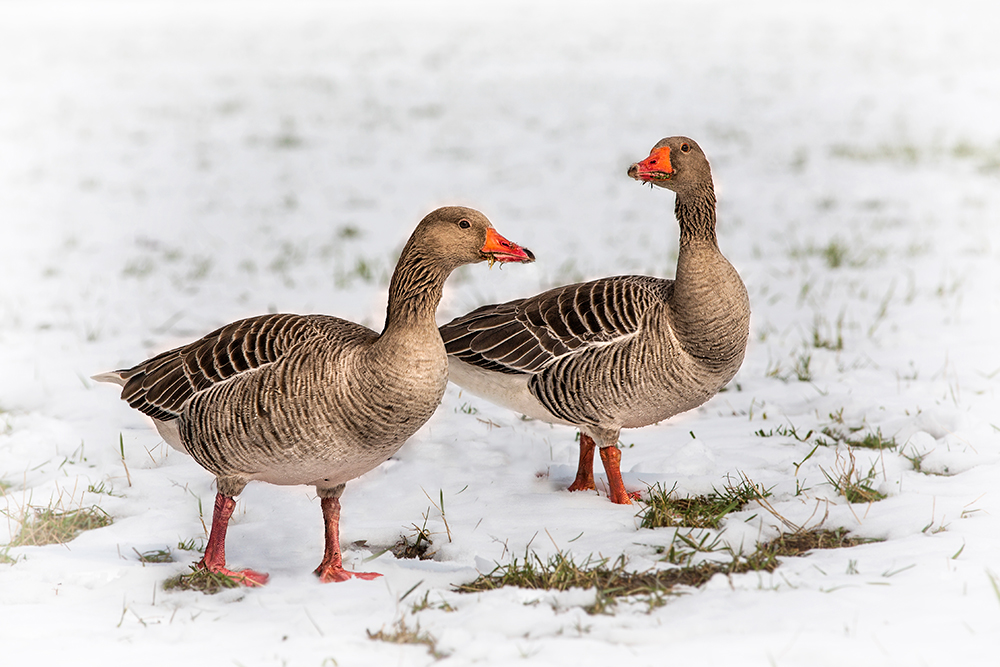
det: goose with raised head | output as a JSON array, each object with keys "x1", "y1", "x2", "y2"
[
  {"x1": 94, "y1": 206, "x2": 534, "y2": 584},
  {"x1": 440, "y1": 137, "x2": 749, "y2": 504}
]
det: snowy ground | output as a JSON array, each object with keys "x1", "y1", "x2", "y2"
[{"x1": 2, "y1": 0, "x2": 1000, "y2": 664}]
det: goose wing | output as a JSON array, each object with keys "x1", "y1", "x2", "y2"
[
  {"x1": 441, "y1": 275, "x2": 671, "y2": 375},
  {"x1": 97, "y1": 313, "x2": 363, "y2": 422}
]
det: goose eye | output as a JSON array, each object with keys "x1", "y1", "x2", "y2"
[
  {"x1": 459, "y1": 219, "x2": 471, "y2": 229},
  {"x1": 680, "y1": 143, "x2": 691, "y2": 153}
]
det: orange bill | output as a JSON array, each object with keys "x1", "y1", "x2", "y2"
[
  {"x1": 628, "y1": 145, "x2": 674, "y2": 182},
  {"x1": 481, "y1": 228, "x2": 535, "y2": 266}
]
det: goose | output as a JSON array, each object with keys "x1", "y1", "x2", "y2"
[
  {"x1": 93, "y1": 206, "x2": 534, "y2": 584},
  {"x1": 440, "y1": 137, "x2": 750, "y2": 504}
]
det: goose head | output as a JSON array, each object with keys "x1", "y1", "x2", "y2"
[
  {"x1": 627, "y1": 136, "x2": 712, "y2": 195},
  {"x1": 413, "y1": 206, "x2": 535, "y2": 271}
]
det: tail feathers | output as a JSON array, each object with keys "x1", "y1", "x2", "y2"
[{"x1": 91, "y1": 371, "x2": 126, "y2": 387}]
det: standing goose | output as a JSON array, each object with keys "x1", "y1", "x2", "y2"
[
  {"x1": 440, "y1": 137, "x2": 749, "y2": 504},
  {"x1": 94, "y1": 206, "x2": 533, "y2": 584}
]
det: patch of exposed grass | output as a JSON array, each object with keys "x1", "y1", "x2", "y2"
[
  {"x1": 410, "y1": 590, "x2": 456, "y2": 613},
  {"x1": 755, "y1": 422, "x2": 814, "y2": 441},
  {"x1": 811, "y1": 314, "x2": 844, "y2": 351},
  {"x1": 821, "y1": 448, "x2": 887, "y2": 504},
  {"x1": 757, "y1": 413, "x2": 897, "y2": 451},
  {"x1": 457, "y1": 551, "x2": 693, "y2": 613},
  {"x1": 792, "y1": 353, "x2": 813, "y2": 381},
  {"x1": 176, "y1": 537, "x2": 206, "y2": 553},
  {"x1": 0, "y1": 546, "x2": 18, "y2": 565},
  {"x1": 162, "y1": 567, "x2": 242, "y2": 594},
  {"x1": 638, "y1": 474, "x2": 771, "y2": 530},
  {"x1": 368, "y1": 618, "x2": 443, "y2": 658},
  {"x1": 900, "y1": 445, "x2": 950, "y2": 476},
  {"x1": 393, "y1": 493, "x2": 454, "y2": 561},
  {"x1": 766, "y1": 352, "x2": 814, "y2": 382},
  {"x1": 457, "y1": 526, "x2": 875, "y2": 613},
  {"x1": 7, "y1": 505, "x2": 112, "y2": 546},
  {"x1": 818, "y1": 426, "x2": 896, "y2": 450},
  {"x1": 135, "y1": 547, "x2": 174, "y2": 564},
  {"x1": 393, "y1": 519, "x2": 435, "y2": 560},
  {"x1": 86, "y1": 481, "x2": 119, "y2": 496},
  {"x1": 763, "y1": 527, "x2": 875, "y2": 557},
  {"x1": 652, "y1": 529, "x2": 725, "y2": 567}
]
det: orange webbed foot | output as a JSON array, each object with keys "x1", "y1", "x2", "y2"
[
  {"x1": 315, "y1": 565, "x2": 382, "y2": 583},
  {"x1": 197, "y1": 560, "x2": 270, "y2": 587}
]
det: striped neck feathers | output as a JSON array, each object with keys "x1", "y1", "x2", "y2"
[{"x1": 382, "y1": 244, "x2": 449, "y2": 333}]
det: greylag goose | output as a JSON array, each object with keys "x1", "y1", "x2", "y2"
[
  {"x1": 440, "y1": 137, "x2": 749, "y2": 504},
  {"x1": 94, "y1": 206, "x2": 533, "y2": 584}
]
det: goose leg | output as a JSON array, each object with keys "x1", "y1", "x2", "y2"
[
  {"x1": 315, "y1": 494, "x2": 382, "y2": 583},
  {"x1": 598, "y1": 446, "x2": 638, "y2": 505},
  {"x1": 197, "y1": 492, "x2": 269, "y2": 586},
  {"x1": 567, "y1": 433, "x2": 597, "y2": 492}
]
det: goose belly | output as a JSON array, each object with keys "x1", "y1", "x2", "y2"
[
  {"x1": 249, "y1": 446, "x2": 394, "y2": 489},
  {"x1": 447, "y1": 357, "x2": 572, "y2": 426},
  {"x1": 617, "y1": 364, "x2": 732, "y2": 429}
]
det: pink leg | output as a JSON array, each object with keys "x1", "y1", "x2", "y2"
[
  {"x1": 567, "y1": 433, "x2": 597, "y2": 492},
  {"x1": 598, "y1": 446, "x2": 638, "y2": 505},
  {"x1": 196, "y1": 492, "x2": 269, "y2": 586},
  {"x1": 314, "y1": 496, "x2": 382, "y2": 583}
]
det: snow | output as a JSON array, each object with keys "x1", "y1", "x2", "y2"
[{"x1": 2, "y1": 0, "x2": 1000, "y2": 664}]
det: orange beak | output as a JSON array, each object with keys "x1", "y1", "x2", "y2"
[
  {"x1": 480, "y1": 228, "x2": 535, "y2": 266},
  {"x1": 627, "y1": 146, "x2": 674, "y2": 182}
]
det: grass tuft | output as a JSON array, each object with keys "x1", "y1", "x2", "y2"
[
  {"x1": 763, "y1": 527, "x2": 874, "y2": 556},
  {"x1": 176, "y1": 537, "x2": 206, "y2": 553},
  {"x1": 135, "y1": 547, "x2": 174, "y2": 564},
  {"x1": 638, "y1": 474, "x2": 771, "y2": 530},
  {"x1": 368, "y1": 618, "x2": 443, "y2": 658},
  {"x1": 393, "y1": 522, "x2": 435, "y2": 560},
  {"x1": 818, "y1": 425, "x2": 896, "y2": 450},
  {"x1": 7, "y1": 505, "x2": 112, "y2": 546},
  {"x1": 162, "y1": 567, "x2": 242, "y2": 594},
  {"x1": 821, "y1": 448, "x2": 887, "y2": 504},
  {"x1": 456, "y1": 550, "x2": 694, "y2": 613}
]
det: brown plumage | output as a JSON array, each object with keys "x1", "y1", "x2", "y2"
[
  {"x1": 94, "y1": 206, "x2": 533, "y2": 584},
  {"x1": 440, "y1": 137, "x2": 750, "y2": 504}
]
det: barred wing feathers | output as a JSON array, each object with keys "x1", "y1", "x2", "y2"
[
  {"x1": 441, "y1": 276, "x2": 671, "y2": 376},
  {"x1": 105, "y1": 313, "x2": 371, "y2": 422}
]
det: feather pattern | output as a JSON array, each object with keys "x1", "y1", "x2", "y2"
[
  {"x1": 111, "y1": 313, "x2": 319, "y2": 422},
  {"x1": 440, "y1": 276, "x2": 669, "y2": 376}
]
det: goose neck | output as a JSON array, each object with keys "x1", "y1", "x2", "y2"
[
  {"x1": 382, "y1": 248, "x2": 447, "y2": 333},
  {"x1": 675, "y1": 185, "x2": 718, "y2": 248}
]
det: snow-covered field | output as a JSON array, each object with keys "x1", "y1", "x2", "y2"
[{"x1": 2, "y1": 0, "x2": 1000, "y2": 664}]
